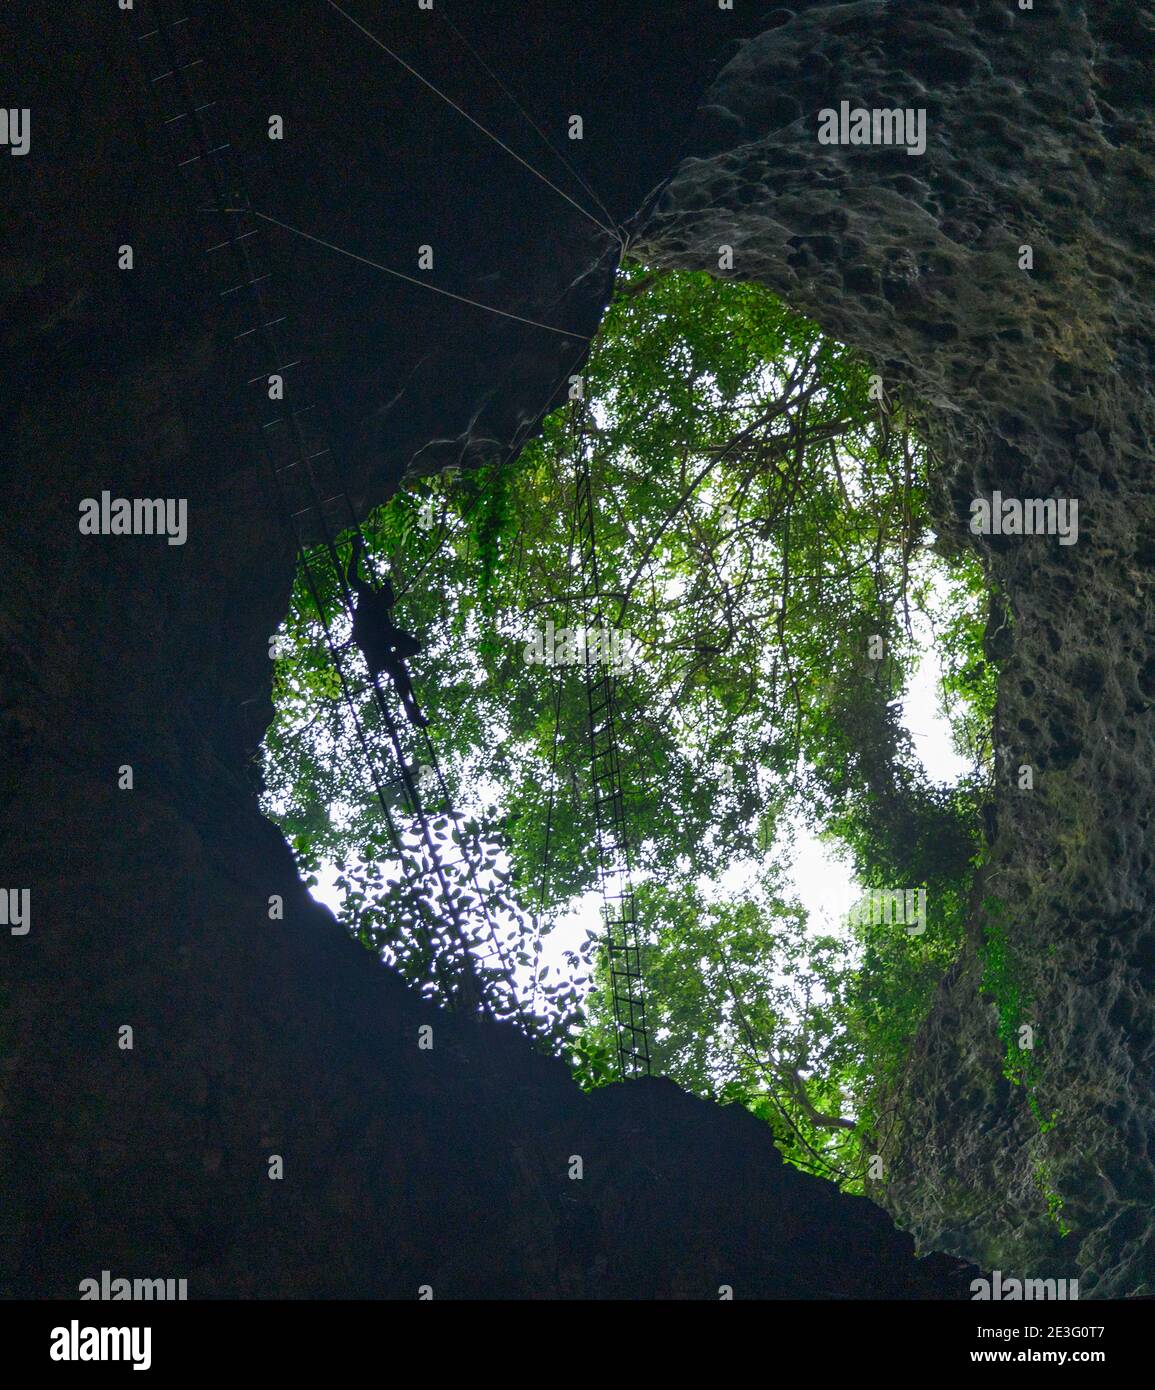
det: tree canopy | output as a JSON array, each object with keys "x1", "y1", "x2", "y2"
[{"x1": 261, "y1": 262, "x2": 996, "y2": 1186}]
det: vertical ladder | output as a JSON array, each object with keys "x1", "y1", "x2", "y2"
[
  {"x1": 125, "y1": 0, "x2": 526, "y2": 1027},
  {"x1": 571, "y1": 409, "x2": 651, "y2": 1079}
]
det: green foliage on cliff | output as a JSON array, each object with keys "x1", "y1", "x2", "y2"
[
  {"x1": 263, "y1": 262, "x2": 995, "y2": 1186},
  {"x1": 980, "y1": 895, "x2": 1068, "y2": 1231}
]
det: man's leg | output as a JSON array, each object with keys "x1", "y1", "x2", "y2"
[{"x1": 390, "y1": 665, "x2": 428, "y2": 729}]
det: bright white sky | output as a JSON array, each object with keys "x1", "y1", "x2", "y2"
[{"x1": 784, "y1": 615, "x2": 971, "y2": 933}]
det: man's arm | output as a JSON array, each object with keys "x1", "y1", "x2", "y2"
[{"x1": 345, "y1": 534, "x2": 366, "y2": 596}]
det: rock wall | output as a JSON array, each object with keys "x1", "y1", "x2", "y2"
[
  {"x1": 0, "y1": 0, "x2": 978, "y2": 1298},
  {"x1": 638, "y1": 0, "x2": 1155, "y2": 1295}
]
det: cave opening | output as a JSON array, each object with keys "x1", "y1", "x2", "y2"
[{"x1": 260, "y1": 260, "x2": 996, "y2": 1188}]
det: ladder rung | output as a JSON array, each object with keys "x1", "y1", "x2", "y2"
[
  {"x1": 151, "y1": 59, "x2": 202, "y2": 82},
  {"x1": 221, "y1": 272, "x2": 271, "y2": 297},
  {"x1": 205, "y1": 227, "x2": 258, "y2": 253},
  {"x1": 233, "y1": 317, "x2": 286, "y2": 341},
  {"x1": 169, "y1": 101, "x2": 219, "y2": 125},
  {"x1": 247, "y1": 361, "x2": 300, "y2": 384},
  {"x1": 138, "y1": 17, "x2": 189, "y2": 40},
  {"x1": 178, "y1": 142, "x2": 230, "y2": 168}
]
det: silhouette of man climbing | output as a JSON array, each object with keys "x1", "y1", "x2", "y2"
[{"x1": 345, "y1": 535, "x2": 429, "y2": 729}]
